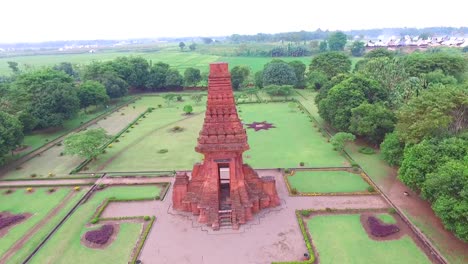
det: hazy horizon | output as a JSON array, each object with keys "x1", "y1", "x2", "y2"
[{"x1": 1, "y1": 0, "x2": 467, "y2": 43}]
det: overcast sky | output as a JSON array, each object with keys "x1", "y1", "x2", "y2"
[{"x1": 1, "y1": 0, "x2": 466, "y2": 43}]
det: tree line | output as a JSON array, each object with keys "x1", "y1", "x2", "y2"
[
  {"x1": 0, "y1": 57, "x2": 205, "y2": 165},
  {"x1": 311, "y1": 49, "x2": 467, "y2": 242}
]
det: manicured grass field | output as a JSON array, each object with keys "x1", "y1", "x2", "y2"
[
  {"x1": 30, "y1": 185, "x2": 161, "y2": 263},
  {"x1": 86, "y1": 96, "x2": 206, "y2": 172},
  {"x1": 307, "y1": 214, "x2": 431, "y2": 264},
  {"x1": 0, "y1": 188, "x2": 73, "y2": 260},
  {"x1": 6, "y1": 189, "x2": 85, "y2": 263},
  {"x1": 240, "y1": 103, "x2": 348, "y2": 168},
  {"x1": 287, "y1": 170, "x2": 370, "y2": 193}
]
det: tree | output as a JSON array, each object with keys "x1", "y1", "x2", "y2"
[
  {"x1": 146, "y1": 62, "x2": 170, "y2": 90},
  {"x1": 77, "y1": 81, "x2": 109, "y2": 110},
  {"x1": 422, "y1": 159, "x2": 468, "y2": 242},
  {"x1": 201, "y1": 37, "x2": 213, "y2": 44},
  {"x1": 402, "y1": 52, "x2": 466, "y2": 81},
  {"x1": 327, "y1": 31, "x2": 347, "y2": 51},
  {"x1": 307, "y1": 71, "x2": 328, "y2": 90},
  {"x1": 53, "y1": 62, "x2": 77, "y2": 78},
  {"x1": 350, "y1": 41, "x2": 365, "y2": 57},
  {"x1": 349, "y1": 103, "x2": 396, "y2": 144},
  {"x1": 190, "y1": 94, "x2": 203, "y2": 105},
  {"x1": 183, "y1": 105, "x2": 193, "y2": 115},
  {"x1": 184, "y1": 67, "x2": 201, "y2": 87},
  {"x1": 7, "y1": 61, "x2": 20, "y2": 74},
  {"x1": 330, "y1": 132, "x2": 355, "y2": 153},
  {"x1": 318, "y1": 74, "x2": 387, "y2": 131},
  {"x1": 0, "y1": 111, "x2": 23, "y2": 165},
  {"x1": 319, "y1": 41, "x2": 328, "y2": 52},
  {"x1": 64, "y1": 128, "x2": 110, "y2": 160},
  {"x1": 288, "y1": 60, "x2": 306, "y2": 88},
  {"x1": 189, "y1": 43, "x2": 196, "y2": 51},
  {"x1": 396, "y1": 85, "x2": 468, "y2": 144},
  {"x1": 111, "y1": 56, "x2": 149, "y2": 89},
  {"x1": 264, "y1": 85, "x2": 294, "y2": 99},
  {"x1": 254, "y1": 71, "x2": 264, "y2": 88},
  {"x1": 263, "y1": 61, "x2": 296, "y2": 86},
  {"x1": 243, "y1": 87, "x2": 259, "y2": 101},
  {"x1": 179, "y1": 42, "x2": 186, "y2": 51},
  {"x1": 364, "y1": 48, "x2": 395, "y2": 59},
  {"x1": 165, "y1": 69, "x2": 183, "y2": 88},
  {"x1": 162, "y1": 94, "x2": 177, "y2": 106},
  {"x1": 380, "y1": 132, "x2": 405, "y2": 166},
  {"x1": 358, "y1": 57, "x2": 411, "y2": 108},
  {"x1": 96, "y1": 72, "x2": 128, "y2": 98},
  {"x1": 230, "y1": 66, "x2": 250, "y2": 90},
  {"x1": 398, "y1": 136, "x2": 467, "y2": 190},
  {"x1": 309, "y1": 52, "x2": 351, "y2": 79},
  {"x1": 12, "y1": 68, "x2": 80, "y2": 129}
]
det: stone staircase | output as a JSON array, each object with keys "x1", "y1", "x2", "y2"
[{"x1": 219, "y1": 209, "x2": 232, "y2": 228}]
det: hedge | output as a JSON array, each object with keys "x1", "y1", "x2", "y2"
[{"x1": 131, "y1": 216, "x2": 156, "y2": 264}]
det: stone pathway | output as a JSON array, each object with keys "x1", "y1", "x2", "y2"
[{"x1": 101, "y1": 170, "x2": 388, "y2": 264}]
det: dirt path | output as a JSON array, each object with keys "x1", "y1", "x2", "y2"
[
  {"x1": 0, "y1": 190, "x2": 77, "y2": 264},
  {"x1": 101, "y1": 170, "x2": 388, "y2": 264},
  {"x1": 95, "y1": 112, "x2": 204, "y2": 172},
  {"x1": 380, "y1": 169, "x2": 468, "y2": 263}
]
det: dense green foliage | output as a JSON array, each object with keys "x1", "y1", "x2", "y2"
[
  {"x1": 309, "y1": 52, "x2": 351, "y2": 79},
  {"x1": 330, "y1": 132, "x2": 355, "y2": 152},
  {"x1": 327, "y1": 31, "x2": 348, "y2": 51},
  {"x1": 350, "y1": 41, "x2": 365, "y2": 57},
  {"x1": 349, "y1": 103, "x2": 395, "y2": 144},
  {"x1": 318, "y1": 74, "x2": 387, "y2": 131},
  {"x1": 0, "y1": 111, "x2": 23, "y2": 165},
  {"x1": 263, "y1": 61, "x2": 297, "y2": 86},
  {"x1": 183, "y1": 67, "x2": 201, "y2": 86},
  {"x1": 288, "y1": 60, "x2": 306, "y2": 88},
  {"x1": 380, "y1": 132, "x2": 405, "y2": 166},
  {"x1": 12, "y1": 68, "x2": 80, "y2": 129},
  {"x1": 230, "y1": 65, "x2": 250, "y2": 90},
  {"x1": 64, "y1": 128, "x2": 110, "y2": 160},
  {"x1": 77, "y1": 81, "x2": 109, "y2": 109}
]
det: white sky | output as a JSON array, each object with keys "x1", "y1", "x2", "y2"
[{"x1": 1, "y1": 0, "x2": 467, "y2": 43}]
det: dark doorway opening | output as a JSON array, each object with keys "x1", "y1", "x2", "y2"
[{"x1": 218, "y1": 163, "x2": 230, "y2": 210}]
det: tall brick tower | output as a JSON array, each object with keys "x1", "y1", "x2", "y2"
[{"x1": 172, "y1": 62, "x2": 279, "y2": 230}]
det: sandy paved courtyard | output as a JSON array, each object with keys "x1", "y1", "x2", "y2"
[{"x1": 101, "y1": 170, "x2": 388, "y2": 264}]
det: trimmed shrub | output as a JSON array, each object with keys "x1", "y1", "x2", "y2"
[
  {"x1": 300, "y1": 210, "x2": 312, "y2": 217},
  {"x1": 367, "y1": 186, "x2": 375, "y2": 192},
  {"x1": 157, "y1": 149, "x2": 168, "y2": 154},
  {"x1": 30, "y1": 173, "x2": 37, "y2": 178},
  {"x1": 4, "y1": 189, "x2": 14, "y2": 194},
  {"x1": 90, "y1": 218, "x2": 99, "y2": 224},
  {"x1": 26, "y1": 187, "x2": 33, "y2": 193},
  {"x1": 74, "y1": 186, "x2": 81, "y2": 191},
  {"x1": 299, "y1": 162, "x2": 305, "y2": 167},
  {"x1": 358, "y1": 147, "x2": 376, "y2": 155},
  {"x1": 291, "y1": 188, "x2": 298, "y2": 195},
  {"x1": 388, "y1": 208, "x2": 397, "y2": 214},
  {"x1": 144, "y1": 216, "x2": 151, "y2": 221},
  {"x1": 48, "y1": 188, "x2": 56, "y2": 193}
]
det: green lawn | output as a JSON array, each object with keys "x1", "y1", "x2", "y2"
[
  {"x1": 6, "y1": 189, "x2": 86, "y2": 263},
  {"x1": 0, "y1": 187, "x2": 73, "y2": 260},
  {"x1": 86, "y1": 96, "x2": 205, "y2": 172},
  {"x1": 220, "y1": 56, "x2": 312, "y2": 73},
  {"x1": 30, "y1": 185, "x2": 161, "y2": 264},
  {"x1": 288, "y1": 170, "x2": 370, "y2": 193},
  {"x1": 240, "y1": 103, "x2": 348, "y2": 168},
  {"x1": 307, "y1": 214, "x2": 431, "y2": 264}
]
